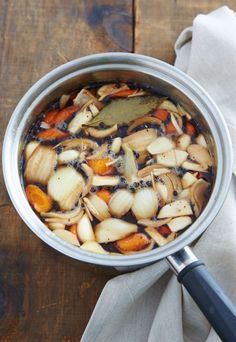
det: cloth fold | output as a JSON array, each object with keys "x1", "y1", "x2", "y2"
[{"x1": 82, "y1": 7, "x2": 236, "y2": 342}]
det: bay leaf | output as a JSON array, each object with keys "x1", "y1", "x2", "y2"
[{"x1": 88, "y1": 96, "x2": 166, "y2": 126}]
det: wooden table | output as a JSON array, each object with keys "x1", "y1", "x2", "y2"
[{"x1": 0, "y1": 1, "x2": 235, "y2": 340}]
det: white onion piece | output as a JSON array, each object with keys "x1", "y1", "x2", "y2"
[{"x1": 132, "y1": 188, "x2": 158, "y2": 219}]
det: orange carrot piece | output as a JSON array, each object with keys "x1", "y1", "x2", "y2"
[
  {"x1": 165, "y1": 121, "x2": 177, "y2": 134},
  {"x1": 69, "y1": 223, "x2": 78, "y2": 235},
  {"x1": 112, "y1": 89, "x2": 137, "y2": 98},
  {"x1": 26, "y1": 184, "x2": 52, "y2": 213},
  {"x1": 87, "y1": 158, "x2": 114, "y2": 175},
  {"x1": 153, "y1": 108, "x2": 169, "y2": 121},
  {"x1": 50, "y1": 105, "x2": 80, "y2": 125},
  {"x1": 185, "y1": 122, "x2": 196, "y2": 136},
  {"x1": 116, "y1": 233, "x2": 150, "y2": 252},
  {"x1": 43, "y1": 110, "x2": 59, "y2": 125},
  {"x1": 96, "y1": 189, "x2": 111, "y2": 204},
  {"x1": 37, "y1": 128, "x2": 69, "y2": 140},
  {"x1": 158, "y1": 225, "x2": 171, "y2": 238}
]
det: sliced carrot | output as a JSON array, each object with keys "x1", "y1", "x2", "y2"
[
  {"x1": 96, "y1": 189, "x2": 111, "y2": 204},
  {"x1": 87, "y1": 158, "x2": 114, "y2": 175},
  {"x1": 44, "y1": 110, "x2": 59, "y2": 125},
  {"x1": 185, "y1": 122, "x2": 196, "y2": 136},
  {"x1": 50, "y1": 105, "x2": 79, "y2": 125},
  {"x1": 153, "y1": 108, "x2": 169, "y2": 121},
  {"x1": 37, "y1": 128, "x2": 69, "y2": 140},
  {"x1": 69, "y1": 223, "x2": 78, "y2": 235},
  {"x1": 165, "y1": 121, "x2": 177, "y2": 134},
  {"x1": 26, "y1": 184, "x2": 52, "y2": 213},
  {"x1": 158, "y1": 225, "x2": 171, "y2": 238},
  {"x1": 116, "y1": 233, "x2": 150, "y2": 252},
  {"x1": 112, "y1": 89, "x2": 137, "y2": 98}
]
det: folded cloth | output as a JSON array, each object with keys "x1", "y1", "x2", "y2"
[{"x1": 82, "y1": 7, "x2": 236, "y2": 342}]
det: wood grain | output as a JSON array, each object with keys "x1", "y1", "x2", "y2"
[
  {"x1": 1, "y1": 0, "x2": 236, "y2": 340},
  {"x1": 135, "y1": 0, "x2": 236, "y2": 63},
  {"x1": 0, "y1": 1, "x2": 132, "y2": 341}
]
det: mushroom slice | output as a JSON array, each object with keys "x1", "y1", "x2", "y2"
[
  {"x1": 68, "y1": 108, "x2": 93, "y2": 134},
  {"x1": 48, "y1": 166, "x2": 85, "y2": 211},
  {"x1": 47, "y1": 222, "x2": 66, "y2": 230},
  {"x1": 196, "y1": 134, "x2": 207, "y2": 148},
  {"x1": 73, "y1": 88, "x2": 97, "y2": 107},
  {"x1": 25, "y1": 141, "x2": 40, "y2": 161},
  {"x1": 166, "y1": 172, "x2": 182, "y2": 194},
  {"x1": 159, "y1": 100, "x2": 178, "y2": 113},
  {"x1": 85, "y1": 194, "x2": 111, "y2": 221},
  {"x1": 84, "y1": 124, "x2": 118, "y2": 138},
  {"x1": 145, "y1": 227, "x2": 176, "y2": 246},
  {"x1": 41, "y1": 205, "x2": 82, "y2": 219},
  {"x1": 95, "y1": 218, "x2": 137, "y2": 243},
  {"x1": 56, "y1": 138, "x2": 98, "y2": 151},
  {"x1": 147, "y1": 137, "x2": 175, "y2": 155},
  {"x1": 187, "y1": 144, "x2": 213, "y2": 170},
  {"x1": 81, "y1": 163, "x2": 93, "y2": 197},
  {"x1": 137, "y1": 164, "x2": 170, "y2": 178},
  {"x1": 168, "y1": 216, "x2": 192, "y2": 232},
  {"x1": 123, "y1": 129, "x2": 157, "y2": 152},
  {"x1": 127, "y1": 116, "x2": 162, "y2": 134},
  {"x1": 53, "y1": 229, "x2": 80, "y2": 246},
  {"x1": 92, "y1": 175, "x2": 120, "y2": 187},
  {"x1": 178, "y1": 188, "x2": 191, "y2": 200},
  {"x1": 177, "y1": 104, "x2": 192, "y2": 120},
  {"x1": 77, "y1": 213, "x2": 95, "y2": 242},
  {"x1": 109, "y1": 189, "x2": 134, "y2": 218},
  {"x1": 59, "y1": 94, "x2": 70, "y2": 109},
  {"x1": 115, "y1": 233, "x2": 152, "y2": 254},
  {"x1": 190, "y1": 179, "x2": 210, "y2": 216},
  {"x1": 182, "y1": 161, "x2": 206, "y2": 172},
  {"x1": 155, "y1": 174, "x2": 174, "y2": 203},
  {"x1": 176, "y1": 134, "x2": 191, "y2": 151},
  {"x1": 181, "y1": 172, "x2": 198, "y2": 189},
  {"x1": 80, "y1": 241, "x2": 108, "y2": 254},
  {"x1": 44, "y1": 210, "x2": 84, "y2": 225},
  {"x1": 87, "y1": 143, "x2": 108, "y2": 160},
  {"x1": 156, "y1": 150, "x2": 188, "y2": 167},
  {"x1": 170, "y1": 113, "x2": 183, "y2": 135},
  {"x1": 132, "y1": 188, "x2": 158, "y2": 219},
  {"x1": 58, "y1": 150, "x2": 80, "y2": 164},
  {"x1": 158, "y1": 199, "x2": 193, "y2": 218},
  {"x1": 122, "y1": 143, "x2": 138, "y2": 183},
  {"x1": 24, "y1": 145, "x2": 57, "y2": 185},
  {"x1": 110, "y1": 137, "x2": 122, "y2": 154},
  {"x1": 138, "y1": 218, "x2": 171, "y2": 228}
]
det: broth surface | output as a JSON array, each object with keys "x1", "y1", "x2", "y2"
[{"x1": 22, "y1": 82, "x2": 214, "y2": 255}]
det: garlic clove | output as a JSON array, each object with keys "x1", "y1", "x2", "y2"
[
  {"x1": 77, "y1": 213, "x2": 95, "y2": 242},
  {"x1": 110, "y1": 137, "x2": 122, "y2": 154},
  {"x1": 147, "y1": 136, "x2": 175, "y2": 155},
  {"x1": 85, "y1": 194, "x2": 111, "y2": 221},
  {"x1": 47, "y1": 222, "x2": 66, "y2": 230},
  {"x1": 53, "y1": 229, "x2": 80, "y2": 246},
  {"x1": 92, "y1": 175, "x2": 120, "y2": 187},
  {"x1": 196, "y1": 134, "x2": 207, "y2": 148},
  {"x1": 58, "y1": 150, "x2": 80, "y2": 164},
  {"x1": 158, "y1": 199, "x2": 193, "y2": 218},
  {"x1": 132, "y1": 188, "x2": 158, "y2": 219},
  {"x1": 95, "y1": 218, "x2": 137, "y2": 243},
  {"x1": 109, "y1": 189, "x2": 134, "y2": 218},
  {"x1": 80, "y1": 241, "x2": 108, "y2": 254},
  {"x1": 168, "y1": 216, "x2": 192, "y2": 232},
  {"x1": 176, "y1": 134, "x2": 191, "y2": 151},
  {"x1": 181, "y1": 172, "x2": 198, "y2": 189}
]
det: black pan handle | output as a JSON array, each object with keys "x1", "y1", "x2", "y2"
[{"x1": 167, "y1": 247, "x2": 236, "y2": 342}]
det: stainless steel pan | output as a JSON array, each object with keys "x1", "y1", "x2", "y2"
[{"x1": 2, "y1": 53, "x2": 236, "y2": 340}]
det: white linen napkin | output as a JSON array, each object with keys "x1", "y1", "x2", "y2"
[{"x1": 82, "y1": 7, "x2": 236, "y2": 342}]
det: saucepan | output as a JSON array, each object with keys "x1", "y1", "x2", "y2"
[{"x1": 2, "y1": 53, "x2": 236, "y2": 341}]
